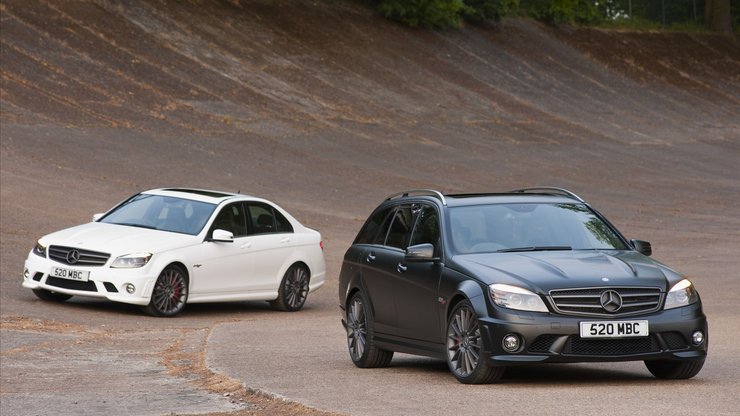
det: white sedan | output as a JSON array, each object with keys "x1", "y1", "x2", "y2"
[{"x1": 22, "y1": 188, "x2": 326, "y2": 316}]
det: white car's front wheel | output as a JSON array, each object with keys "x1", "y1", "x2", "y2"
[{"x1": 145, "y1": 265, "x2": 188, "y2": 317}]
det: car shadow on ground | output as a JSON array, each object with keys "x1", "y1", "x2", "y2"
[
  {"x1": 387, "y1": 355, "x2": 659, "y2": 385},
  {"x1": 21, "y1": 296, "x2": 326, "y2": 321}
]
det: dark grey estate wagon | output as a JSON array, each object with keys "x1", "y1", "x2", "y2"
[{"x1": 339, "y1": 187, "x2": 707, "y2": 383}]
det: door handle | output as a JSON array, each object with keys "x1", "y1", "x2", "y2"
[
  {"x1": 366, "y1": 252, "x2": 376, "y2": 263},
  {"x1": 397, "y1": 262, "x2": 407, "y2": 273},
  {"x1": 240, "y1": 242, "x2": 252, "y2": 249},
  {"x1": 280, "y1": 237, "x2": 290, "y2": 244}
]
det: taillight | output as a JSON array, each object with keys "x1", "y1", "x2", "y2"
[{"x1": 320, "y1": 241, "x2": 325, "y2": 250}]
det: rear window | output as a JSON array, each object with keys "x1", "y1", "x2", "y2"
[
  {"x1": 247, "y1": 202, "x2": 293, "y2": 235},
  {"x1": 354, "y1": 206, "x2": 394, "y2": 245}
]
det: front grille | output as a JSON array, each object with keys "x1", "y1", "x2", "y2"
[
  {"x1": 33, "y1": 272, "x2": 44, "y2": 281},
  {"x1": 49, "y1": 246, "x2": 110, "y2": 267},
  {"x1": 46, "y1": 276, "x2": 98, "y2": 292},
  {"x1": 549, "y1": 287, "x2": 662, "y2": 317},
  {"x1": 564, "y1": 336, "x2": 659, "y2": 355}
]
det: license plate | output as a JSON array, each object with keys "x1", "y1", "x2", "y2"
[
  {"x1": 580, "y1": 320, "x2": 649, "y2": 338},
  {"x1": 50, "y1": 267, "x2": 90, "y2": 282}
]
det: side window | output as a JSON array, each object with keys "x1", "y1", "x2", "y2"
[
  {"x1": 409, "y1": 205, "x2": 440, "y2": 250},
  {"x1": 384, "y1": 205, "x2": 415, "y2": 249},
  {"x1": 210, "y1": 203, "x2": 248, "y2": 238},
  {"x1": 246, "y1": 202, "x2": 294, "y2": 235},
  {"x1": 354, "y1": 206, "x2": 394, "y2": 245},
  {"x1": 273, "y1": 209, "x2": 293, "y2": 233}
]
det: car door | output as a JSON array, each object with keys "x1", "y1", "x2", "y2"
[
  {"x1": 243, "y1": 202, "x2": 294, "y2": 292},
  {"x1": 360, "y1": 204, "x2": 410, "y2": 335},
  {"x1": 394, "y1": 204, "x2": 444, "y2": 343},
  {"x1": 190, "y1": 202, "x2": 252, "y2": 295}
]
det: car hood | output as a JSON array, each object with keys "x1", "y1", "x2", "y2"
[
  {"x1": 39, "y1": 222, "x2": 198, "y2": 255},
  {"x1": 450, "y1": 250, "x2": 676, "y2": 293}
]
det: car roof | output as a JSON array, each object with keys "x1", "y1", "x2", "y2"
[{"x1": 143, "y1": 188, "x2": 252, "y2": 204}]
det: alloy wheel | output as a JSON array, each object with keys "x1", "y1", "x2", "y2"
[
  {"x1": 151, "y1": 267, "x2": 187, "y2": 315},
  {"x1": 447, "y1": 305, "x2": 482, "y2": 377},
  {"x1": 284, "y1": 266, "x2": 309, "y2": 309},
  {"x1": 347, "y1": 296, "x2": 367, "y2": 361}
]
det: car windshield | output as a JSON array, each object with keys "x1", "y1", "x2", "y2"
[
  {"x1": 100, "y1": 194, "x2": 217, "y2": 235},
  {"x1": 448, "y1": 203, "x2": 628, "y2": 254}
]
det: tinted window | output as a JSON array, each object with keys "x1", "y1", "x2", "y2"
[
  {"x1": 274, "y1": 209, "x2": 293, "y2": 233},
  {"x1": 354, "y1": 206, "x2": 394, "y2": 244},
  {"x1": 247, "y1": 203, "x2": 293, "y2": 235},
  {"x1": 385, "y1": 205, "x2": 415, "y2": 249},
  {"x1": 409, "y1": 205, "x2": 440, "y2": 250},
  {"x1": 448, "y1": 203, "x2": 627, "y2": 254},
  {"x1": 210, "y1": 203, "x2": 248, "y2": 238}
]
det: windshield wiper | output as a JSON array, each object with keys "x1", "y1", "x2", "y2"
[
  {"x1": 497, "y1": 246, "x2": 572, "y2": 253},
  {"x1": 117, "y1": 222, "x2": 156, "y2": 230}
]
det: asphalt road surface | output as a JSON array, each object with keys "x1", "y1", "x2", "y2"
[{"x1": 2, "y1": 1, "x2": 740, "y2": 415}]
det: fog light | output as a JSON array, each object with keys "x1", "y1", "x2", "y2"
[
  {"x1": 692, "y1": 331, "x2": 704, "y2": 345},
  {"x1": 24, "y1": 268, "x2": 30, "y2": 279},
  {"x1": 502, "y1": 334, "x2": 521, "y2": 352},
  {"x1": 125, "y1": 283, "x2": 136, "y2": 294}
]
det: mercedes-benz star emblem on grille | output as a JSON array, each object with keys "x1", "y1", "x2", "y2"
[
  {"x1": 66, "y1": 249, "x2": 81, "y2": 265},
  {"x1": 600, "y1": 290, "x2": 623, "y2": 312}
]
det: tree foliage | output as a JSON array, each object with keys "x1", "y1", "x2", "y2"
[
  {"x1": 463, "y1": 0, "x2": 520, "y2": 22},
  {"x1": 364, "y1": 0, "x2": 519, "y2": 28},
  {"x1": 374, "y1": 0, "x2": 467, "y2": 28},
  {"x1": 519, "y1": 0, "x2": 601, "y2": 24},
  {"x1": 362, "y1": 0, "x2": 735, "y2": 32}
]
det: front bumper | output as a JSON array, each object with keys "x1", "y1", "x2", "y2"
[
  {"x1": 479, "y1": 304, "x2": 708, "y2": 366},
  {"x1": 22, "y1": 252, "x2": 157, "y2": 306}
]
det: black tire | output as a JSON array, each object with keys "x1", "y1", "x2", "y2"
[
  {"x1": 345, "y1": 292, "x2": 394, "y2": 368},
  {"x1": 644, "y1": 359, "x2": 705, "y2": 379},
  {"x1": 446, "y1": 300, "x2": 505, "y2": 384},
  {"x1": 145, "y1": 265, "x2": 188, "y2": 317},
  {"x1": 32, "y1": 288, "x2": 72, "y2": 302},
  {"x1": 270, "y1": 264, "x2": 310, "y2": 312}
]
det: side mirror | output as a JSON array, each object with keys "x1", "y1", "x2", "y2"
[
  {"x1": 405, "y1": 243, "x2": 438, "y2": 262},
  {"x1": 92, "y1": 213, "x2": 104, "y2": 222},
  {"x1": 630, "y1": 239, "x2": 652, "y2": 257},
  {"x1": 211, "y1": 229, "x2": 234, "y2": 243}
]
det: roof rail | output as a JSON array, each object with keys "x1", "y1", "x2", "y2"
[
  {"x1": 385, "y1": 189, "x2": 447, "y2": 205},
  {"x1": 508, "y1": 187, "x2": 586, "y2": 203}
]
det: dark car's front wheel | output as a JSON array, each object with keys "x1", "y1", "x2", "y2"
[
  {"x1": 446, "y1": 300, "x2": 505, "y2": 384},
  {"x1": 145, "y1": 265, "x2": 188, "y2": 317},
  {"x1": 346, "y1": 292, "x2": 393, "y2": 368},
  {"x1": 644, "y1": 359, "x2": 705, "y2": 379}
]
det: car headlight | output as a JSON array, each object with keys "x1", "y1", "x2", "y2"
[
  {"x1": 32, "y1": 241, "x2": 47, "y2": 258},
  {"x1": 490, "y1": 283, "x2": 548, "y2": 312},
  {"x1": 111, "y1": 253, "x2": 152, "y2": 268},
  {"x1": 664, "y1": 279, "x2": 698, "y2": 310}
]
